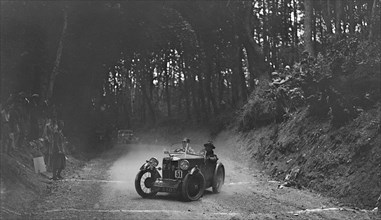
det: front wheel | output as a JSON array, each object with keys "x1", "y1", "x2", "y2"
[
  {"x1": 212, "y1": 165, "x2": 225, "y2": 193},
  {"x1": 135, "y1": 170, "x2": 158, "y2": 198},
  {"x1": 181, "y1": 172, "x2": 205, "y2": 201}
]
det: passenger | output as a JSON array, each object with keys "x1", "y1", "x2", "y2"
[{"x1": 200, "y1": 141, "x2": 218, "y2": 162}]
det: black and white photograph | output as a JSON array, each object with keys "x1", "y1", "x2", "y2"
[{"x1": 1, "y1": 0, "x2": 380, "y2": 219}]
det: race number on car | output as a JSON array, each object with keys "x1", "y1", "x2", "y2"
[{"x1": 175, "y1": 170, "x2": 182, "y2": 178}]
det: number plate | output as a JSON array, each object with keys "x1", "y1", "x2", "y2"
[
  {"x1": 174, "y1": 170, "x2": 183, "y2": 179},
  {"x1": 163, "y1": 187, "x2": 176, "y2": 193}
]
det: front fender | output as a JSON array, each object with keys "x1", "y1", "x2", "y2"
[
  {"x1": 139, "y1": 162, "x2": 150, "y2": 171},
  {"x1": 189, "y1": 165, "x2": 200, "y2": 175},
  {"x1": 139, "y1": 162, "x2": 161, "y2": 178}
]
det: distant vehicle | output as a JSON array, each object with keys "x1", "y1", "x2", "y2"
[
  {"x1": 94, "y1": 128, "x2": 112, "y2": 149},
  {"x1": 134, "y1": 143, "x2": 225, "y2": 201},
  {"x1": 117, "y1": 129, "x2": 138, "y2": 144}
]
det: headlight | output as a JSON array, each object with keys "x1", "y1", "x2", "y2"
[
  {"x1": 179, "y1": 159, "x2": 190, "y2": 170},
  {"x1": 148, "y1": 157, "x2": 159, "y2": 167}
]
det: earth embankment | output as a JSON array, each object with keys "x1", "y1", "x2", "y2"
[{"x1": 216, "y1": 105, "x2": 381, "y2": 209}]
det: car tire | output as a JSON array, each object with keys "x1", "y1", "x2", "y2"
[
  {"x1": 181, "y1": 172, "x2": 205, "y2": 201},
  {"x1": 135, "y1": 170, "x2": 158, "y2": 198},
  {"x1": 212, "y1": 165, "x2": 225, "y2": 193}
]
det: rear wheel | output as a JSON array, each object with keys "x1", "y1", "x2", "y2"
[
  {"x1": 181, "y1": 172, "x2": 205, "y2": 201},
  {"x1": 212, "y1": 166, "x2": 225, "y2": 193},
  {"x1": 135, "y1": 170, "x2": 158, "y2": 198}
]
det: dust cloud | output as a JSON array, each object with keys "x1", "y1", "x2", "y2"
[
  {"x1": 107, "y1": 143, "x2": 166, "y2": 191},
  {"x1": 106, "y1": 129, "x2": 241, "y2": 192}
]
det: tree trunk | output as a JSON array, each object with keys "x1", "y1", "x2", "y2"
[
  {"x1": 47, "y1": 8, "x2": 68, "y2": 100},
  {"x1": 238, "y1": 47, "x2": 248, "y2": 103},
  {"x1": 183, "y1": 66, "x2": 191, "y2": 120},
  {"x1": 139, "y1": 55, "x2": 156, "y2": 124},
  {"x1": 334, "y1": 0, "x2": 343, "y2": 36},
  {"x1": 313, "y1": 7, "x2": 317, "y2": 42},
  {"x1": 190, "y1": 71, "x2": 200, "y2": 121},
  {"x1": 231, "y1": 39, "x2": 241, "y2": 107},
  {"x1": 140, "y1": 91, "x2": 146, "y2": 124},
  {"x1": 243, "y1": 2, "x2": 266, "y2": 74},
  {"x1": 241, "y1": 1, "x2": 266, "y2": 91},
  {"x1": 197, "y1": 71, "x2": 208, "y2": 120},
  {"x1": 282, "y1": 0, "x2": 289, "y2": 47},
  {"x1": 369, "y1": 0, "x2": 378, "y2": 40},
  {"x1": 304, "y1": 0, "x2": 315, "y2": 58},
  {"x1": 164, "y1": 55, "x2": 171, "y2": 117},
  {"x1": 205, "y1": 54, "x2": 218, "y2": 115},
  {"x1": 140, "y1": 83, "x2": 156, "y2": 124},
  {"x1": 243, "y1": 38, "x2": 257, "y2": 92},
  {"x1": 263, "y1": 0, "x2": 270, "y2": 63},
  {"x1": 177, "y1": 71, "x2": 183, "y2": 115},
  {"x1": 348, "y1": 0, "x2": 355, "y2": 34},
  {"x1": 217, "y1": 57, "x2": 225, "y2": 108},
  {"x1": 321, "y1": 0, "x2": 333, "y2": 35},
  {"x1": 319, "y1": 14, "x2": 324, "y2": 40},
  {"x1": 293, "y1": 0, "x2": 299, "y2": 45}
]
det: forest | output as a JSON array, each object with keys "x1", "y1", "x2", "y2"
[
  {"x1": 1, "y1": 0, "x2": 380, "y2": 150},
  {"x1": 1, "y1": 1, "x2": 381, "y2": 217}
]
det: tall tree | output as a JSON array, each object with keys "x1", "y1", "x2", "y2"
[
  {"x1": 47, "y1": 8, "x2": 68, "y2": 101},
  {"x1": 293, "y1": 0, "x2": 299, "y2": 45},
  {"x1": 304, "y1": 0, "x2": 316, "y2": 57},
  {"x1": 242, "y1": 1, "x2": 267, "y2": 78},
  {"x1": 321, "y1": 0, "x2": 333, "y2": 35},
  {"x1": 348, "y1": 0, "x2": 356, "y2": 34},
  {"x1": 369, "y1": 0, "x2": 379, "y2": 40},
  {"x1": 334, "y1": 0, "x2": 343, "y2": 36}
]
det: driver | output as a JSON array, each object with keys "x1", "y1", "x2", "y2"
[{"x1": 175, "y1": 138, "x2": 195, "y2": 153}]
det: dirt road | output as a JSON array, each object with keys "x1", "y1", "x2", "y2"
[{"x1": 30, "y1": 143, "x2": 376, "y2": 219}]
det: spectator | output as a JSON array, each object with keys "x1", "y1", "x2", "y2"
[
  {"x1": 1, "y1": 106, "x2": 11, "y2": 154},
  {"x1": 51, "y1": 121, "x2": 66, "y2": 180}
]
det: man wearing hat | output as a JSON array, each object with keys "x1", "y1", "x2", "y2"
[
  {"x1": 201, "y1": 141, "x2": 218, "y2": 162},
  {"x1": 175, "y1": 137, "x2": 195, "y2": 154},
  {"x1": 201, "y1": 141, "x2": 218, "y2": 177}
]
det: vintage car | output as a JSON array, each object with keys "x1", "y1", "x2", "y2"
[
  {"x1": 117, "y1": 129, "x2": 138, "y2": 144},
  {"x1": 94, "y1": 128, "x2": 112, "y2": 149},
  {"x1": 134, "y1": 144, "x2": 225, "y2": 201}
]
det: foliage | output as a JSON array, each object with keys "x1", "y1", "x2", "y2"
[
  {"x1": 238, "y1": 76, "x2": 278, "y2": 131},
  {"x1": 305, "y1": 37, "x2": 380, "y2": 125},
  {"x1": 1, "y1": 0, "x2": 380, "y2": 142},
  {"x1": 269, "y1": 36, "x2": 380, "y2": 127},
  {"x1": 238, "y1": 35, "x2": 380, "y2": 130}
]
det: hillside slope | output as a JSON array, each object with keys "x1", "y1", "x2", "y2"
[
  {"x1": 222, "y1": 37, "x2": 381, "y2": 209},
  {"x1": 0, "y1": 149, "x2": 85, "y2": 218},
  {"x1": 225, "y1": 104, "x2": 380, "y2": 209}
]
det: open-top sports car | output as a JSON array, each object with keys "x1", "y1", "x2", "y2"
[{"x1": 134, "y1": 143, "x2": 225, "y2": 201}]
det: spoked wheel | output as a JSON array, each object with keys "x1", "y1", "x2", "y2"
[
  {"x1": 135, "y1": 170, "x2": 158, "y2": 198},
  {"x1": 212, "y1": 165, "x2": 225, "y2": 193},
  {"x1": 181, "y1": 172, "x2": 205, "y2": 201}
]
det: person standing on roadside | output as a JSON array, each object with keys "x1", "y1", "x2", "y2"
[
  {"x1": 51, "y1": 121, "x2": 66, "y2": 180},
  {"x1": 1, "y1": 106, "x2": 11, "y2": 154},
  {"x1": 43, "y1": 119, "x2": 53, "y2": 171}
]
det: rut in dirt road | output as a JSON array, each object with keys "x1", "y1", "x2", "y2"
[{"x1": 30, "y1": 143, "x2": 376, "y2": 220}]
